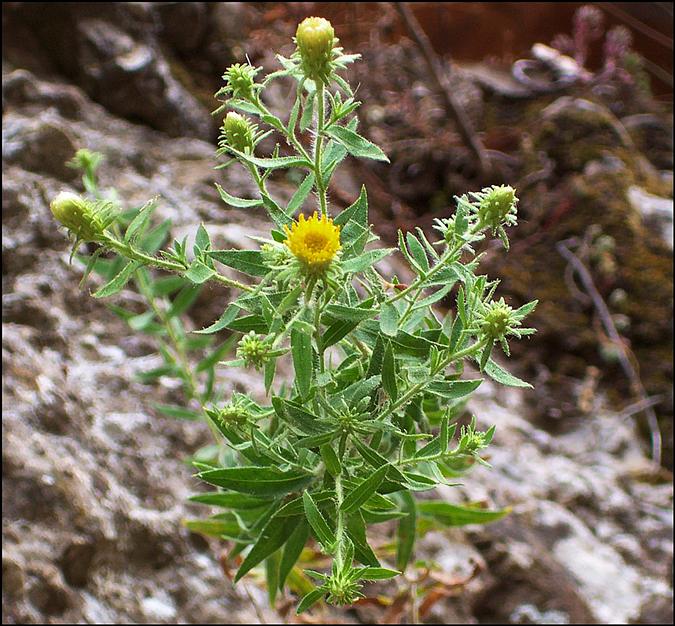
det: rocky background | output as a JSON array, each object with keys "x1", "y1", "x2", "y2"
[{"x1": 2, "y1": 3, "x2": 673, "y2": 624}]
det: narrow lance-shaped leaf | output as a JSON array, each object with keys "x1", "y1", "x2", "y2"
[
  {"x1": 198, "y1": 466, "x2": 313, "y2": 496},
  {"x1": 417, "y1": 501, "x2": 511, "y2": 527},
  {"x1": 325, "y1": 125, "x2": 389, "y2": 162},
  {"x1": 302, "y1": 492, "x2": 336, "y2": 550},
  {"x1": 93, "y1": 260, "x2": 142, "y2": 298},
  {"x1": 235, "y1": 514, "x2": 299, "y2": 582},
  {"x1": 291, "y1": 327, "x2": 313, "y2": 398},
  {"x1": 382, "y1": 340, "x2": 398, "y2": 401},
  {"x1": 340, "y1": 466, "x2": 388, "y2": 514},
  {"x1": 278, "y1": 519, "x2": 310, "y2": 591},
  {"x1": 396, "y1": 491, "x2": 417, "y2": 572}
]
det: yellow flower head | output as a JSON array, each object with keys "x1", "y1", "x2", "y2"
[{"x1": 283, "y1": 212, "x2": 341, "y2": 272}]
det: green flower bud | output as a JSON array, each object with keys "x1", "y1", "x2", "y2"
[
  {"x1": 221, "y1": 112, "x2": 255, "y2": 153},
  {"x1": 326, "y1": 571, "x2": 363, "y2": 606},
  {"x1": 260, "y1": 242, "x2": 293, "y2": 267},
  {"x1": 221, "y1": 63, "x2": 260, "y2": 101},
  {"x1": 295, "y1": 16, "x2": 336, "y2": 83},
  {"x1": 476, "y1": 185, "x2": 518, "y2": 233},
  {"x1": 50, "y1": 191, "x2": 113, "y2": 241},
  {"x1": 236, "y1": 331, "x2": 271, "y2": 370},
  {"x1": 458, "y1": 418, "x2": 494, "y2": 454},
  {"x1": 479, "y1": 298, "x2": 516, "y2": 341}
]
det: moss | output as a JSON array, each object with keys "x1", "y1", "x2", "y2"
[{"x1": 487, "y1": 161, "x2": 672, "y2": 464}]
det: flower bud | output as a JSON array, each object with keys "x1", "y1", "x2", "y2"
[
  {"x1": 476, "y1": 185, "x2": 518, "y2": 233},
  {"x1": 236, "y1": 331, "x2": 271, "y2": 370},
  {"x1": 50, "y1": 191, "x2": 111, "y2": 241},
  {"x1": 295, "y1": 16, "x2": 336, "y2": 83},
  {"x1": 222, "y1": 63, "x2": 260, "y2": 101},
  {"x1": 221, "y1": 112, "x2": 255, "y2": 153},
  {"x1": 479, "y1": 298, "x2": 515, "y2": 341}
]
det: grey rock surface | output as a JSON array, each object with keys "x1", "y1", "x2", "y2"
[{"x1": 2, "y1": 7, "x2": 673, "y2": 624}]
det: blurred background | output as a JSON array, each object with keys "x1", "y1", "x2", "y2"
[{"x1": 2, "y1": 2, "x2": 673, "y2": 624}]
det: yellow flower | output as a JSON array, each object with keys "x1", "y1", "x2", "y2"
[{"x1": 283, "y1": 212, "x2": 341, "y2": 272}]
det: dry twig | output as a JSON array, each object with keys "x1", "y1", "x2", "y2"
[
  {"x1": 393, "y1": 2, "x2": 491, "y2": 177},
  {"x1": 557, "y1": 237, "x2": 662, "y2": 465}
]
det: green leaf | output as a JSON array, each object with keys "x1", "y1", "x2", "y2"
[
  {"x1": 335, "y1": 186, "x2": 369, "y2": 257},
  {"x1": 382, "y1": 340, "x2": 398, "y2": 401},
  {"x1": 287, "y1": 173, "x2": 315, "y2": 214},
  {"x1": 127, "y1": 310, "x2": 155, "y2": 331},
  {"x1": 194, "y1": 223, "x2": 211, "y2": 253},
  {"x1": 380, "y1": 302, "x2": 399, "y2": 337},
  {"x1": 209, "y1": 249, "x2": 268, "y2": 277},
  {"x1": 341, "y1": 248, "x2": 396, "y2": 273},
  {"x1": 302, "y1": 492, "x2": 336, "y2": 549},
  {"x1": 352, "y1": 438, "x2": 407, "y2": 484},
  {"x1": 184, "y1": 518, "x2": 243, "y2": 539},
  {"x1": 264, "y1": 358, "x2": 276, "y2": 395},
  {"x1": 235, "y1": 515, "x2": 299, "y2": 582},
  {"x1": 362, "y1": 509, "x2": 408, "y2": 524},
  {"x1": 405, "y1": 232, "x2": 429, "y2": 272},
  {"x1": 334, "y1": 185, "x2": 368, "y2": 229},
  {"x1": 226, "y1": 313, "x2": 269, "y2": 334},
  {"x1": 320, "y1": 319, "x2": 359, "y2": 349},
  {"x1": 275, "y1": 490, "x2": 335, "y2": 518},
  {"x1": 413, "y1": 284, "x2": 454, "y2": 310},
  {"x1": 355, "y1": 567, "x2": 400, "y2": 580},
  {"x1": 265, "y1": 551, "x2": 281, "y2": 607},
  {"x1": 198, "y1": 466, "x2": 313, "y2": 496},
  {"x1": 140, "y1": 219, "x2": 172, "y2": 253},
  {"x1": 366, "y1": 333, "x2": 385, "y2": 378},
  {"x1": 484, "y1": 358, "x2": 532, "y2": 388},
  {"x1": 299, "y1": 92, "x2": 316, "y2": 132},
  {"x1": 396, "y1": 492, "x2": 417, "y2": 572},
  {"x1": 153, "y1": 275, "x2": 188, "y2": 297},
  {"x1": 279, "y1": 519, "x2": 310, "y2": 591},
  {"x1": 291, "y1": 327, "x2": 313, "y2": 399},
  {"x1": 417, "y1": 501, "x2": 510, "y2": 526},
  {"x1": 93, "y1": 260, "x2": 142, "y2": 298},
  {"x1": 194, "y1": 303, "x2": 240, "y2": 334},
  {"x1": 272, "y1": 397, "x2": 331, "y2": 436},
  {"x1": 184, "y1": 259, "x2": 215, "y2": 284},
  {"x1": 167, "y1": 285, "x2": 201, "y2": 318},
  {"x1": 296, "y1": 587, "x2": 326, "y2": 615},
  {"x1": 325, "y1": 125, "x2": 389, "y2": 162},
  {"x1": 189, "y1": 492, "x2": 272, "y2": 510},
  {"x1": 320, "y1": 445, "x2": 341, "y2": 478},
  {"x1": 215, "y1": 183, "x2": 263, "y2": 208},
  {"x1": 124, "y1": 198, "x2": 157, "y2": 244},
  {"x1": 154, "y1": 403, "x2": 202, "y2": 420},
  {"x1": 426, "y1": 378, "x2": 482, "y2": 400},
  {"x1": 196, "y1": 339, "x2": 235, "y2": 373},
  {"x1": 228, "y1": 147, "x2": 312, "y2": 170},
  {"x1": 513, "y1": 299, "x2": 538, "y2": 319},
  {"x1": 345, "y1": 512, "x2": 380, "y2": 567},
  {"x1": 262, "y1": 193, "x2": 294, "y2": 228},
  {"x1": 340, "y1": 466, "x2": 388, "y2": 514},
  {"x1": 325, "y1": 304, "x2": 377, "y2": 322}
]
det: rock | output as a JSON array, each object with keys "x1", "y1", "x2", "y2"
[
  {"x1": 2, "y1": 3, "x2": 214, "y2": 139},
  {"x1": 627, "y1": 185, "x2": 674, "y2": 249},
  {"x1": 2, "y1": 113, "x2": 78, "y2": 180},
  {"x1": 536, "y1": 97, "x2": 634, "y2": 173}
]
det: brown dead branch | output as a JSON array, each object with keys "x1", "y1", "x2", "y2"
[
  {"x1": 557, "y1": 237, "x2": 663, "y2": 465},
  {"x1": 393, "y1": 2, "x2": 492, "y2": 178}
]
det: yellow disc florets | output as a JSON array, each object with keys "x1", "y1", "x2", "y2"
[{"x1": 283, "y1": 212, "x2": 341, "y2": 273}]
